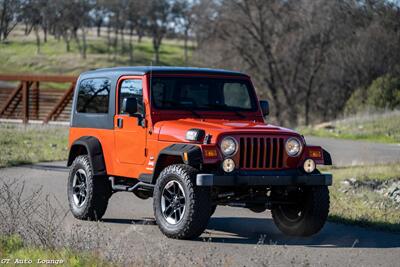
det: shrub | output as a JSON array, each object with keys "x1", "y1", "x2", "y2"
[
  {"x1": 344, "y1": 87, "x2": 368, "y2": 115},
  {"x1": 345, "y1": 75, "x2": 400, "y2": 114},
  {"x1": 367, "y1": 75, "x2": 400, "y2": 110}
]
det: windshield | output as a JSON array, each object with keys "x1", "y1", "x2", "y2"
[{"x1": 150, "y1": 77, "x2": 257, "y2": 111}]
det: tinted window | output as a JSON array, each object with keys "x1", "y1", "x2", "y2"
[
  {"x1": 151, "y1": 77, "x2": 256, "y2": 111},
  {"x1": 119, "y1": 79, "x2": 143, "y2": 114},
  {"x1": 77, "y1": 78, "x2": 110, "y2": 113}
]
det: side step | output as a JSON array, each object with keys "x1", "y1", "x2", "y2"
[{"x1": 109, "y1": 177, "x2": 154, "y2": 192}]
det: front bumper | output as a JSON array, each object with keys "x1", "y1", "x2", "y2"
[{"x1": 196, "y1": 171, "x2": 332, "y2": 187}]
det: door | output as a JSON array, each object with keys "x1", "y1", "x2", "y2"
[{"x1": 114, "y1": 78, "x2": 147, "y2": 164}]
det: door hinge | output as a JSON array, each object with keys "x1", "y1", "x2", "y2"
[{"x1": 144, "y1": 148, "x2": 148, "y2": 157}]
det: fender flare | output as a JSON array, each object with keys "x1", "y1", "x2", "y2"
[
  {"x1": 142, "y1": 144, "x2": 203, "y2": 184},
  {"x1": 158, "y1": 144, "x2": 203, "y2": 166},
  {"x1": 323, "y1": 149, "x2": 332, "y2": 165},
  {"x1": 67, "y1": 136, "x2": 107, "y2": 176}
]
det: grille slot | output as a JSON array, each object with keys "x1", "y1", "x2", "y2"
[{"x1": 239, "y1": 137, "x2": 285, "y2": 169}]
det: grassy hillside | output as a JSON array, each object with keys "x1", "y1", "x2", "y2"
[
  {"x1": 298, "y1": 110, "x2": 400, "y2": 144},
  {"x1": 0, "y1": 123, "x2": 68, "y2": 168},
  {"x1": 0, "y1": 27, "x2": 194, "y2": 76}
]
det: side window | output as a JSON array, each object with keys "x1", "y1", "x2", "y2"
[
  {"x1": 77, "y1": 78, "x2": 110, "y2": 113},
  {"x1": 119, "y1": 79, "x2": 143, "y2": 114}
]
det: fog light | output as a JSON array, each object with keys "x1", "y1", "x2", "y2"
[
  {"x1": 303, "y1": 159, "x2": 316, "y2": 173},
  {"x1": 222, "y1": 158, "x2": 235, "y2": 173}
]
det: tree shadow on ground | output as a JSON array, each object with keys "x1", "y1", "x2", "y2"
[
  {"x1": 205, "y1": 217, "x2": 400, "y2": 248},
  {"x1": 101, "y1": 216, "x2": 400, "y2": 248}
]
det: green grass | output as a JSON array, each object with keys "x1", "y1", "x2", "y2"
[
  {"x1": 0, "y1": 123, "x2": 68, "y2": 168},
  {"x1": 326, "y1": 163, "x2": 400, "y2": 231},
  {"x1": 0, "y1": 235, "x2": 110, "y2": 267},
  {"x1": 0, "y1": 28, "x2": 194, "y2": 76},
  {"x1": 298, "y1": 110, "x2": 400, "y2": 144}
]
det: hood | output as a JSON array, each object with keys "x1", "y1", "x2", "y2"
[{"x1": 155, "y1": 118, "x2": 299, "y2": 143}]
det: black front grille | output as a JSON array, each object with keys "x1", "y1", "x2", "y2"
[{"x1": 239, "y1": 137, "x2": 285, "y2": 169}]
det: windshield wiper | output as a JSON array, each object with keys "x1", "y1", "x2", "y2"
[
  {"x1": 161, "y1": 100, "x2": 201, "y2": 118},
  {"x1": 185, "y1": 108, "x2": 201, "y2": 118},
  {"x1": 205, "y1": 104, "x2": 246, "y2": 118},
  {"x1": 227, "y1": 108, "x2": 246, "y2": 118}
]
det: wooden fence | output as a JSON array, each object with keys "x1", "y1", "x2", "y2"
[{"x1": 0, "y1": 74, "x2": 77, "y2": 123}]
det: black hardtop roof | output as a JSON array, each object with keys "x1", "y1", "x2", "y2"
[{"x1": 81, "y1": 66, "x2": 249, "y2": 77}]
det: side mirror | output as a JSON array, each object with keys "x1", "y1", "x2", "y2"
[
  {"x1": 260, "y1": 100, "x2": 269, "y2": 117},
  {"x1": 122, "y1": 97, "x2": 138, "y2": 115}
]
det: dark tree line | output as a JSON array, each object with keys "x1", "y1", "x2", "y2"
[
  {"x1": 0, "y1": 0, "x2": 194, "y2": 64},
  {"x1": 194, "y1": 0, "x2": 400, "y2": 126},
  {"x1": 1, "y1": 0, "x2": 399, "y2": 125},
  {"x1": 0, "y1": 0, "x2": 20, "y2": 41}
]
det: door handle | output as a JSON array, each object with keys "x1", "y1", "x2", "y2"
[{"x1": 117, "y1": 118, "x2": 123, "y2": 128}]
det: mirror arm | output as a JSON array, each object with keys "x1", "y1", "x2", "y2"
[{"x1": 130, "y1": 113, "x2": 146, "y2": 127}]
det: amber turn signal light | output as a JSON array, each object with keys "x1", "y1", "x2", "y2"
[
  {"x1": 204, "y1": 149, "x2": 218, "y2": 158},
  {"x1": 183, "y1": 152, "x2": 189, "y2": 162},
  {"x1": 309, "y1": 150, "x2": 322, "y2": 158}
]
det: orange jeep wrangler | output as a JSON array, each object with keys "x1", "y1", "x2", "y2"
[{"x1": 67, "y1": 67, "x2": 332, "y2": 239}]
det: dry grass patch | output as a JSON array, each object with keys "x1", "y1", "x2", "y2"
[{"x1": 327, "y1": 163, "x2": 400, "y2": 231}]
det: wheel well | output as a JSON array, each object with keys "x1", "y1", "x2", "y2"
[
  {"x1": 152, "y1": 155, "x2": 184, "y2": 184},
  {"x1": 67, "y1": 144, "x2": 88, "y2": 166},
  {"x1": 67, "y1": 136, "x2": 107, "y2": 176},
  {"x1": 150, "y1": 144, "x2": 203, "y2": 184}
]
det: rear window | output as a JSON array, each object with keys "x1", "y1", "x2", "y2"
[{"x1": 77, "y1": 78, "x2": 110, "y2": 113}]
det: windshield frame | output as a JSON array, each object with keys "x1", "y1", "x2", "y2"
[{"x1": 148, "y1": 74, "x2": 259, "y2": 113}]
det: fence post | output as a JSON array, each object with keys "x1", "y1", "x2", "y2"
[
  {"x1": 32, "y1": 81, "x2": 40, "y2": 120},
  {"x1": 22, "y1": 81, "x2": 29, "y2": 123}
]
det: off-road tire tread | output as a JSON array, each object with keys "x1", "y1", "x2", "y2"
[
  {"x1": 153, "y1": 164, "x2": 211, "y2": 239},
  {"x1": 68, "y1": 155, "x2": 110, "y2": 221},
  {"x1": 271, "y1": 186, "x2": 330, "y2": 237}
]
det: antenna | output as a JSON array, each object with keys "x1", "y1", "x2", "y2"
[{"x1": 149, "y1": 60, "x2": 153, "y2": 96}]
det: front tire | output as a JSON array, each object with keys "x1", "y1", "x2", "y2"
[
  {"x1": 271, "y1": 186, "x2": 329, "y2": 237},
  {"x1": 153, "y1": 164, "x2": 211, "y2": 239},
  {"x1": 67, "y1": 155, "x2": 111, "y2": 221}
]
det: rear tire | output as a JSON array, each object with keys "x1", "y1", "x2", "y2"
[
  {"x1": 67, "y1": 155, "x2": 111, "y2": 221},
  {"x1": 153, "y1": 164, "x2": 211, "y2": 239},
  {"x1": 271, "y1": 186, "x2": 329, "y2": 237}
]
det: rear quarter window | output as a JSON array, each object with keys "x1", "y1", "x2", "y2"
[{"x1": 76, "y1": 78, "x2": 111, "y2": 113}]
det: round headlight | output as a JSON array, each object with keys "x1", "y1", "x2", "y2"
[
  {"x1": 285, "y1": 137, "x2": 302, "y2": 157},
  {"x1": 220, "y1": 137, "x2": 238, "y2": 156},
  {"x1": 222, "y1": 158, "x2": 235, "y2": 172},
  {"x1": 303, "y1": 159, "x2": 316, "y2": 173}
]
